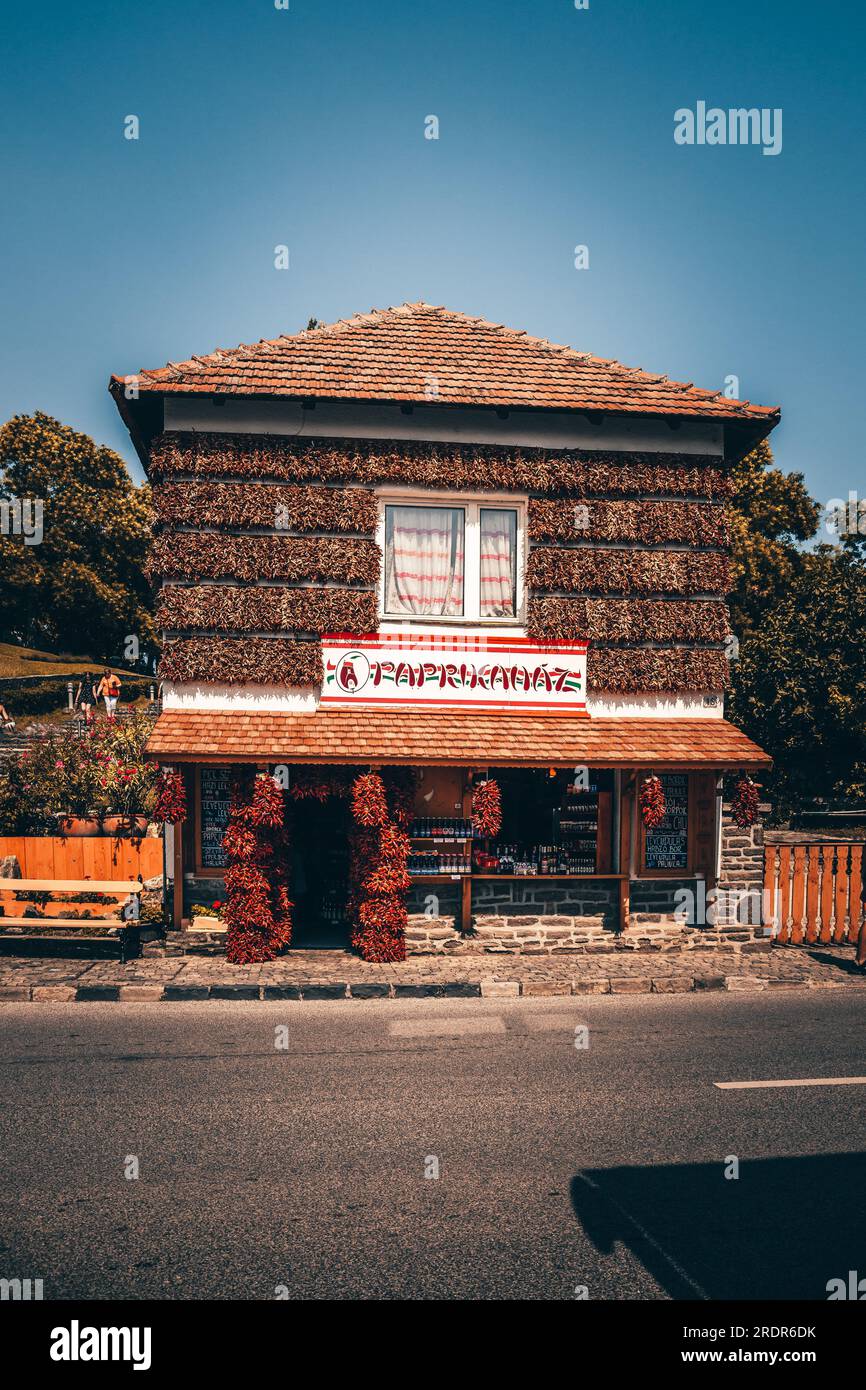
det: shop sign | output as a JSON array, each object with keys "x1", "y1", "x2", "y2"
[{"x1": 321, "y1": 633, "x2": 588, "y2": 713}]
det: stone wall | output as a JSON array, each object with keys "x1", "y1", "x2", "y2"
[
  {"x1": 405, "y1": 856, "x2": 770, "y2": 955},
  {"x1": 631, "y1": 878, "x2": 696, "y2": 923},
  {"x1": 404, "y1": 800, "x2": 770, "y2": 954},
  {"x1": 714, "y1": 801, "x2": 768, "y2": 928}
]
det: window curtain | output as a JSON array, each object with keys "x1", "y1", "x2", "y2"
[
  {"x1": 385, "y1": 506, "x2": 464, "y2": 616},
  {"x1": 479, "y1": 509, "x2": 517, "y2": 617}
]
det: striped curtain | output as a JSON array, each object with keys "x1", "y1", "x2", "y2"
[
  {"x1": 480, "y1": 509, "x2": 516, "y2": 617},
  {"x1": 385, "y1": 506, "x2": 464, "y2": 616}
]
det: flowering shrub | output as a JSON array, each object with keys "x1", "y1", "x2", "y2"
[
  {"x1": 192, "y1": 900, "x2": 225, "y2": 921},
  {"x1": 0, "y1": 711, "x2": 162, "y2": 832}
]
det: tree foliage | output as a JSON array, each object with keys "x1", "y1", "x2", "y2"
[
  {"x1": 727, "y1": 439, "x2": 864, "y2": 817},
  {"x1": 729, "y1": 545, "x2": 866, "y2": 819},
  {"x1": 727, "y1": 438, "x2": 820, "y2": 641},
  {"x1": 0, "y1": 412, "x2": 155, "y2": 663}
]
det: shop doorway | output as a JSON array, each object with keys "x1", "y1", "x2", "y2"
[{"x1": 290, "y1": 798, "x2": 352, "y2": 948}]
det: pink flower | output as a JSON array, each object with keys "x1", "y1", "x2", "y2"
[{"x1": 54, "y1": 759, "x2": 64, "y2": 768}]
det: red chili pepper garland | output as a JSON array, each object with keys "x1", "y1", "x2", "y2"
[
  {"x1": 351, "y1": 771, "x2": 390, "y2": 828},
  {"x1": 731, "y1": 773, "x2": 760, "y2": 828},
  {"x1": 219, "y1": 763, "x2": 416, "y2": 964},
  {"x1": 248, "y1": 772, "x2": 285, "y2": 828},
  {"x1": 223, "y1": 773, "x2": 293, "y2": 964},
  {"x1": 153, "y1": 769, "x2": 187, "y2": 824},
  {"x1": 471, "y1": 779, "x2": 502, "y2": 838},
  {"x1": 639, "y1": 774, "x2": 667, "y2": 831},
  {"x1": 387, "y1": 767, "x2": 417, "y2": 830},
  {"x1": 288, "y1": 767, "x2": 355, "y2": 802},
  {"x1": 349, "y1": 770, "x2": 414, "y2": 962}
]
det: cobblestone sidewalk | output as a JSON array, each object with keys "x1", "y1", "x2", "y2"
[{"x1": 0, "y1": 943, "x2": 863, "y2": 1001}]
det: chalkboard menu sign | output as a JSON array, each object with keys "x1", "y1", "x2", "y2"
[
  {"x1": 199, "y1": 767, "x2": 232, "y2": 869},
  {"x1": 644, "y1": 773, "x2": 689, "y2": 871}
]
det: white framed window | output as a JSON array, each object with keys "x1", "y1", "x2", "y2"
[{"x1": 378, "y1": 491, "x2": 525, "y2": 624}]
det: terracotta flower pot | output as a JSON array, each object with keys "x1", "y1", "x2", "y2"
[
  {"x1": 58, "y1": 815, "x2": 101, "y2": 838},
  {"x1": 102, "y1": 814, "x2": 149, "y2": 838}
]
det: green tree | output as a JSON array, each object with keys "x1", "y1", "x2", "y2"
[
  {"x1": 729, "y1": 545, "x2": 866, "y2": 819},
  {"x1": 0, "y1": 412, "x2": 155, "y2": 663},
  {"x1": 726, "y1": 440, "x2": 866, "y2": 817},
  {"x1": 727, "y1": 438, "x2": 821, "y2": 642}
]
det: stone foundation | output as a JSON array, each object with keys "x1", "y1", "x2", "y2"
[{"x1": 406, "y1": 873, "x2": 768, "y2": 955}]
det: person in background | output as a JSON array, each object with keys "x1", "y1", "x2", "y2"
[
  {"x1": 74, "y1": 671, "x2": 97, "y2": 725},
  {"x1": 0, "y1": 701, "x2": 15, "y2": 734},
  {"x1": 96, "y1": 668, "x2": 122, "y2": 718}
]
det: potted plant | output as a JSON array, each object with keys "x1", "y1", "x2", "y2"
[
  {"x1": 0, "y1": 709, "x2": 159, "y2": 838},
  {"x1": 55, "y1": 745, "x2": 104, "y2": 836},
  {"x1": 100, "y1": 762, "x2": 156, "y2": 836},
  {"x1": 191, "y1": 901, "x2": 226, "y2": 932},
  {"x1": 92, "y1": 717, "x2": 159, "y2": 836}
]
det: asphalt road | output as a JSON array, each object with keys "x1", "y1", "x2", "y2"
[{"x1": 0, "y1": 992, "x2": 863, "y2": 1300}]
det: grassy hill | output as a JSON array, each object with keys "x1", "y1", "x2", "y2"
[
  {"x1": 0, "y1": 643, "x2": 132, "y2": 679},
  {"x1": 0, "y1": 644, "x2": 152, "y2": 718}
]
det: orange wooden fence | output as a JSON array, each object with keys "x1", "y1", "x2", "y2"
[
  {"x1": 763, "y1": 843, "x2": 864, "y2": 944},
  {"x1": 0, "y1": 836, "x2": 164, "y2": 884}
]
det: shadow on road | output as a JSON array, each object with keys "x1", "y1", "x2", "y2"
[{"x1": 571, "y1": 1153, "x2": 866, "y2": 1299}]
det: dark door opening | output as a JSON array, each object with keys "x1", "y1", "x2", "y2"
[{"x1": 290, "y1": 798, "x2": 352, "y2": 948}]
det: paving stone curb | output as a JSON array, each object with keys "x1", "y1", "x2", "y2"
[{"x1": 0, "y1": 974, "x2": 864, "y2": 1002}]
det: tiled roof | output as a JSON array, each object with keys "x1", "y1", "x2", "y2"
[
  {"x1": 112, "y1": 302, "x2": 779, "y2": 423},
  {"x1": 146, "y1": 710, "x2": 770, "y2": 768}
]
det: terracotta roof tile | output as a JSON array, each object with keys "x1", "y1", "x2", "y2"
[
  {"x1": 112, "y1": 302, "x2": 778, "y2": 423},
  {"x1": 146, "y1": 710, "x2": 770, "y2": 769}
]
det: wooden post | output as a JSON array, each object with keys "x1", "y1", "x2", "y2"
[
  {"x1": 173, "y1": 820, "x2": 184, "y2": 931},
  {"x1": 597, "y1": 790, "x2": 612, "y2": 873},
  {"x1": 850, "y1": 844, "x2": 863, "y2": 953},
  {"x1": 461, "y1": 770, "x2": 473, "y2": 936},
  {"x1": 460, "y1": 875, "x2": 472, "y2": 935},
  {"x1": 763, "y1": 843, "x2": 778, "y2": 936},
  {"x1": 618, "y1": 876, "x2": 630, "y2": 933},
  {"x1": 618, "y1": 773, "x2": 634, "y2": 932}
]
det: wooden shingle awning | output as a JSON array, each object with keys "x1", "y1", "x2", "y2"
[{"x1": 146, "y1": 710, "x2": 771, "y2": 770}]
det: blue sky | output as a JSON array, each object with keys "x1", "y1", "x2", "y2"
[{"x1": 1, "y1": 0, "x2": 862, "y2": 505}]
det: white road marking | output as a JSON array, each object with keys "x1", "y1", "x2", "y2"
[
  {"x1": 521, "y1": 1013, "x2": 588, "y2": 1031},
  {"x1": 714, "y1": 1076, "x2": 866, "y2": 1090},
  {"x1": 388, "y1": 1017, "x2": 506, "y2": 1037}
]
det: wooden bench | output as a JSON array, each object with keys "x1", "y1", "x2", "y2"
[{"x1": 0, "y1": 878, "x2": 144, "y2": 962}]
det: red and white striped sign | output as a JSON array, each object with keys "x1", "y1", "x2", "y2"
[{"x1": 321, "y1": 633, "x2": 589, "y2": 714}]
